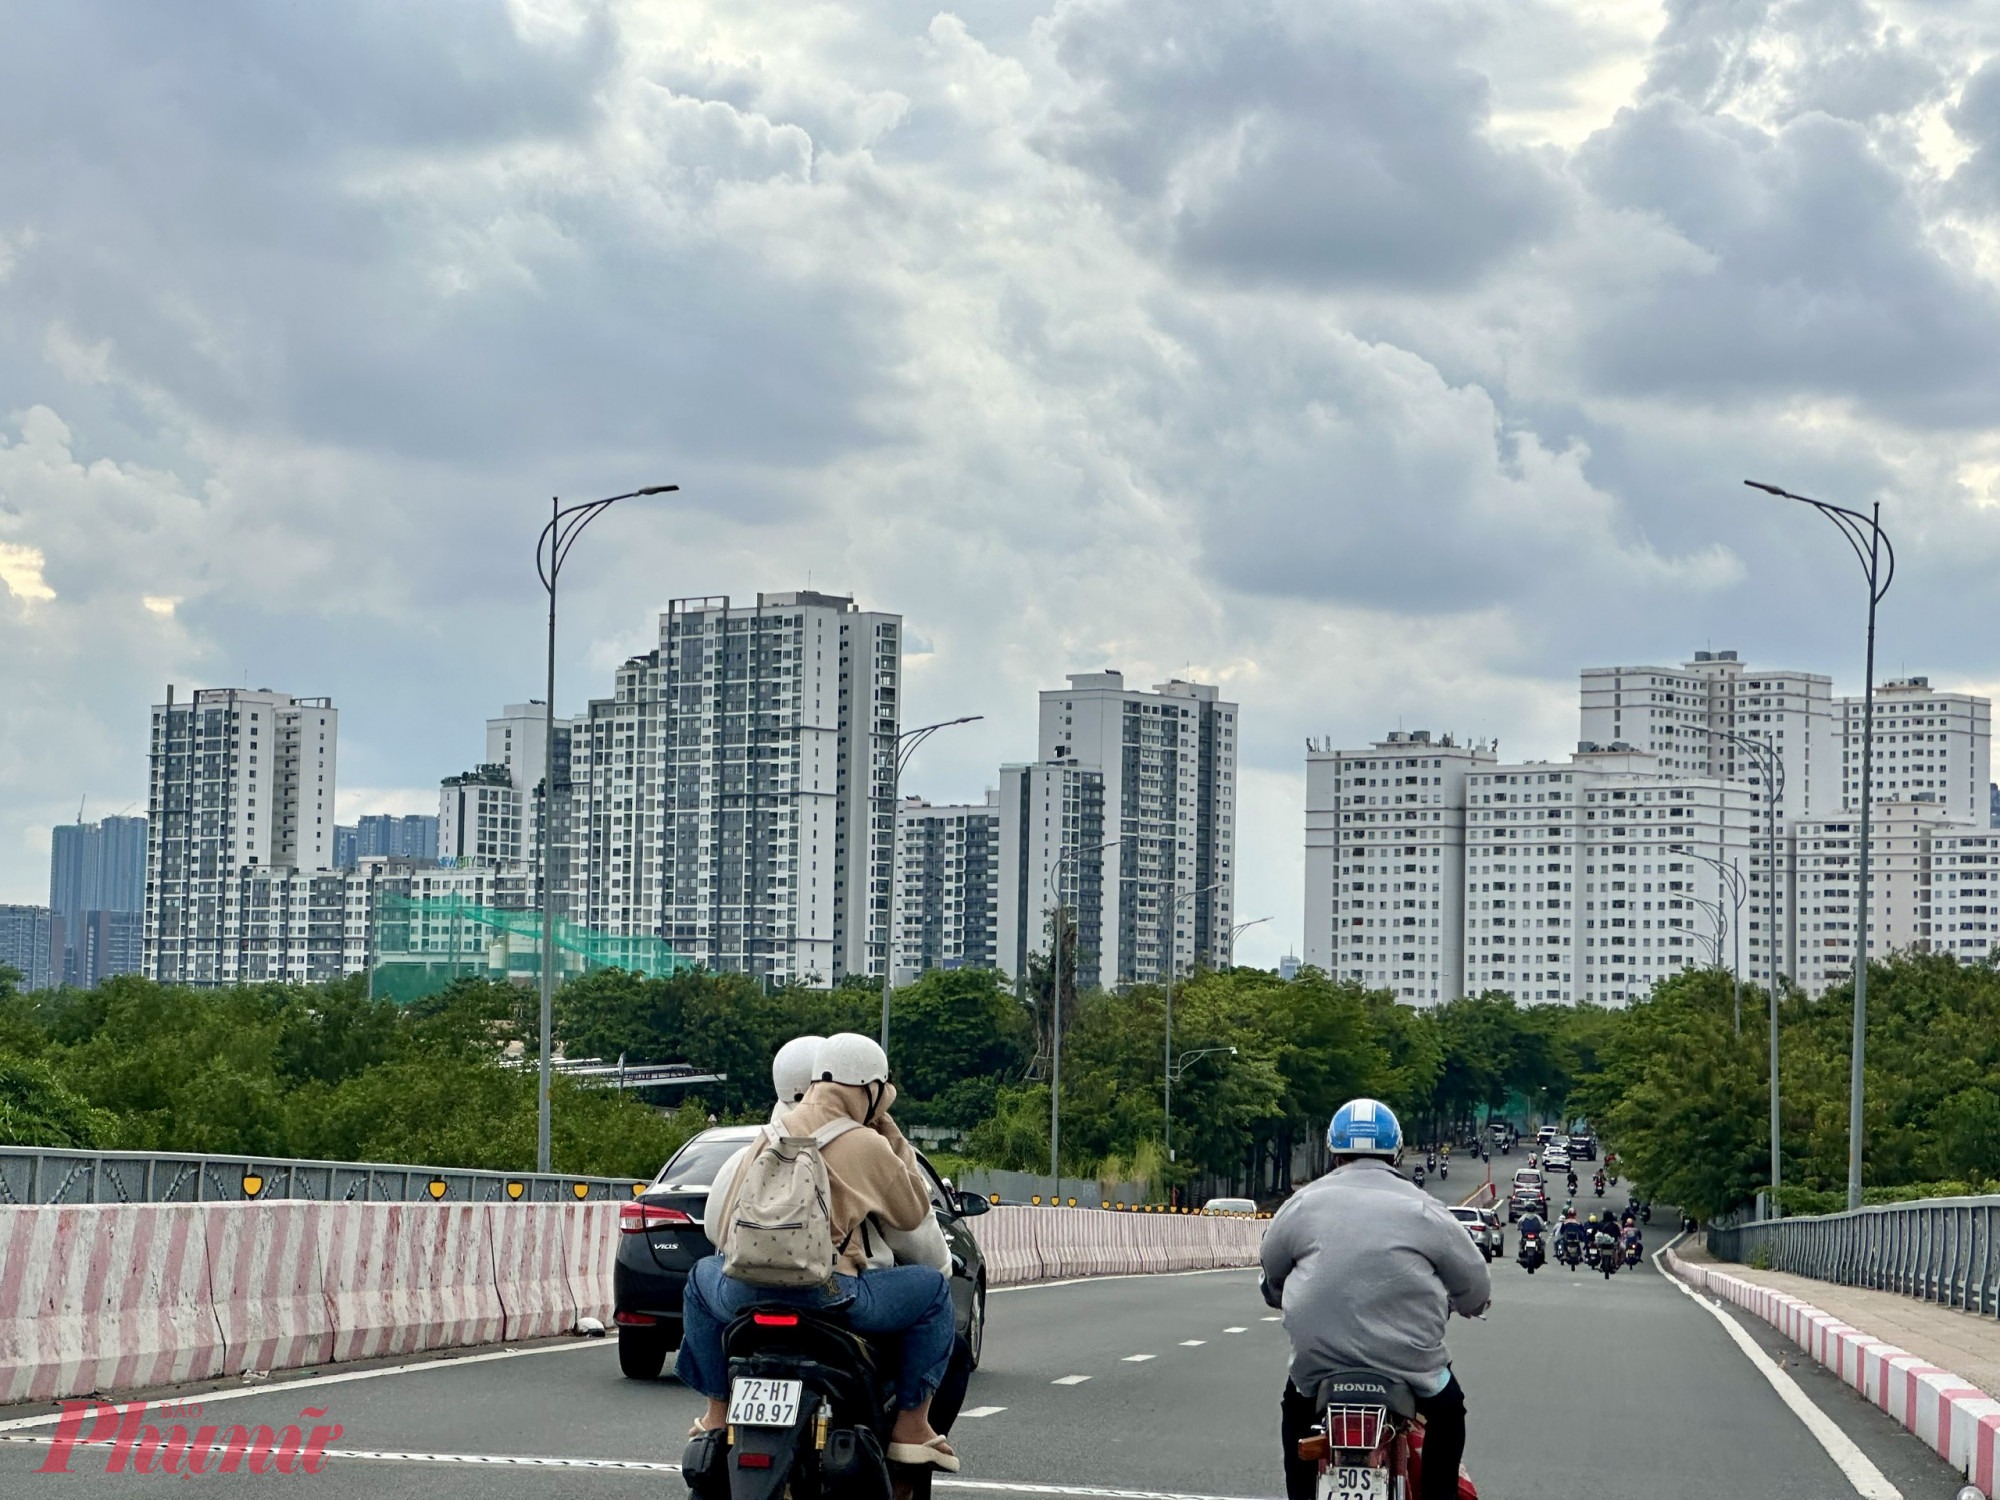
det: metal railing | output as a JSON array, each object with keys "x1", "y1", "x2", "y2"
[
  {"x1": 0, "y1": 1145, "x2": 645, "y2": 1207},
  {"x1": 1709, "y1": 1196, "x2": 2000, "y2": 1318}
]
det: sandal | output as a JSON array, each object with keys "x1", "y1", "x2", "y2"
[{"x1": 887, "y1": 1436, "x2": 961, "y2": 1473}]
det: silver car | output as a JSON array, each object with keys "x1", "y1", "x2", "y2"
[{"x1": 1448, "y1": 1205, "x2": 1501, "y2": 1262}]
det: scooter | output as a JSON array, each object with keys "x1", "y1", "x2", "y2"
[
  {"x1": 1297, "y1": 1371, "x2": 1481, "y2": 1500},
  {"x1": 1517, "y1": 1231, "x2": 1545, "y2": 1275},
  {"x1": 1412, "y1": 1166, "x2": 1426, "y2": 1189},
  {"x1": 1622, "y1": 1238, "x2": 1642, "y2": 1268},
  {"x1": 1558, "y1": 1237, "x2": 1582, "y2": 1271},
  {"x1": 1438, "y1": 1159, "x2": 1449, "y2": 1181},
  {"x1": 1597, "y1": 1234, "x2": 1620, "y2": 1279},
  {"x1": 1593, "y1": 1174, "x2": 1605, "y2": 1198}
]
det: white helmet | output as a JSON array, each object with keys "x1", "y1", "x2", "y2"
[
  {"x1": 815, "y1": 1032, "x2": 890, "y2": 1087},
  {"x1": 771, "y1": 1035, "x2": 825, "y2": 1105}
]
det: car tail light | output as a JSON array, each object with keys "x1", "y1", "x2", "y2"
[
  {"x1": 752, "y1": 1312, "x2": 800, "y2": 1327},
  {"x1": 620, "y1": 1201, "x2": 695, "y2": 1234},
  {"x1": 1325, "y1": 1405, "x2": 1385, "y2": 1452}
]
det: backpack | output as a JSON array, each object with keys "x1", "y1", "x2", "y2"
[{"x1": 713, "y1": 1119, "x2": 864, "y2": 1288}]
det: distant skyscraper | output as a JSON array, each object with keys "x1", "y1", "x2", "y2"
[
  {"x1": 997, "y1": 757, "x2": 1108, "y2": 992},
  {"x1": 0, "y1": 905, "x2": 55, "y2": 991},
  {"x1": 357, "y1": 813, "x2": 439, "y2": 862},
  {"x1": 333, "y1": 824, "x2": 359, "y2": 869},
  {"x1": 144, "y1": 687, "x2": 339, "y2": 985},
  {"x1": 892, "y1": 793, "x2": 1001, "y2": 982},
  {"x1": 49, "y1": 814, "x2": 147, "y2": 986}
]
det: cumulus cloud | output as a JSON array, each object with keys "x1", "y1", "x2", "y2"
[{"x1": 2, "y1": 0, "x2": 1999, "y2": 969}]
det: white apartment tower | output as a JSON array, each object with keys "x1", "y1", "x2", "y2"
[
  {"x1": 1464, "y1": 746, "x2": 1756, "y2": 1007},
  {"x1": 997, "y1": 757, "x2": 1109, "y2": 993},
  {"x1": 1302, "y1": 730, "x2": 1493, "y2": 1005},
  {"x1": 892, "y1": 793, "x2": 1001, "y2": 983},
  {"x1": 1038, "y1": 672, "x2": 1237, "y2": 985},
  {"x1": 144, "y1": 687, "x2": 338, "y2": 985},
  {"x1": 581, "y1": 592, "x2": 901, "y2": 985},
  {"x1": 1838, "y1": 677, "x2": 1990, "y2": 825},
  {"x1": 438, "y1": 764, "x2": 523, "y2": 866}
]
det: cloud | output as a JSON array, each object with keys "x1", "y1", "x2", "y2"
[{"x1": 0, "y1": 0, "x2": 1998, "y2": 979}]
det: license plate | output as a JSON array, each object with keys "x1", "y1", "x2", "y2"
[
  {"x1": 728, "y1": 1377, "x2": 802, "y2": 1429},
  {"x1": 1318, "y1": 1465, "x2": 1388, "y2": 1500}
]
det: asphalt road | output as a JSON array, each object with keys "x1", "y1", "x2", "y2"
[{"x1": 0, "y1": 1201, "x2": 1980, "y2": 1499}]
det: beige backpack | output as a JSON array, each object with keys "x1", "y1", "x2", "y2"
[{"x1": 713, "y1": 1120, "x2": 863, "y2": 1288}]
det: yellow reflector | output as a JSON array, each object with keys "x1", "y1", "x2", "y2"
[
  {"x1": 506, "y1": 1181, "x2": 524, "y2": 1201},
  {"x1": 572, "y1": 1182, "x2": 590, "y2": 1200},
  {"x1": 428, "y1": 1178, "x2": 448, "y2": 1200},
  {"x1": 241, "y1": 1174, "x2": 264, "y2": 1199}
]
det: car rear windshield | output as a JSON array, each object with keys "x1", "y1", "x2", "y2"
[{"x1": 656, "y1": 1137, "x2": 750, "y2": 1187}]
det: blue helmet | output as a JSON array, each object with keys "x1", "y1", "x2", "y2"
[{"x1": 1328, "y1": 1098, "x2": 1403, "y2": 1161}]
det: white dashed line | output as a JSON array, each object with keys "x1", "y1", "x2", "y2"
[
  {"x1": 1222, "y1": 1326, "x2": 1247, "y2": 1333},
  {"x1": 1122, "y1": 1354, "x2": 1156, "y2": 1363},
  {"x1": 1260, "y1": 1316, "x2": 1282, "y2": 1322},
  {"x1": 1179, "y1": 1339, "x2": 1206, "y2": 1347},
  {"x1": 961, "y1": 1406, "x2": 1008, "y2": 1418},
  {"x1": 1052, "y1": 1374, "x2": 1091, "y2": 1386}
]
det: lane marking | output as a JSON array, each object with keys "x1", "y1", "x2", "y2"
[
  {"x1": 991, "y1": 1267, "x2": 1253, "y2": 1295},
  {"x1": 1122, "y1": 1354, "x2": 1156, "y2": 1363},
  {"x1": 0, "y1": 1340, "x2": 611, "y2": 1433},
  {"x1": 1179, "y1": 1339, "x2": 1206, "y2": 1347},
  {"x1": 1260, "y1": 1316, "x2": 1281, "y2": 1322},
  {"x1": 0, "y1": 1436, "x2": 1284, "y2": 1499},
  {"x1": 1654, "y1": 1235, "x2": 1900, "y2": 1500},
  {"x1": 1222, "y1": 1326, "x2": 1247, "y2": 1333},
  {"x1": 1051, "y1": 1374, "x2": 1091, "y2": 1386},
  {"x1": 962, "y1": 1406, "x2": 1008, "y2": 1418}
]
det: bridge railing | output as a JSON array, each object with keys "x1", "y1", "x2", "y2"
[
  {"x1": 1709, "y1": 1195, "x2": 2000, "y2": 1319},
  {"x1": 0, "y1": 1144, "x2": 644, "y2": 1206}
]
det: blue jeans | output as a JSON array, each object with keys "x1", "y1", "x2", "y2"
[{"x1": 675, "y1": 1256, "x2": 955, "y2": 1412}]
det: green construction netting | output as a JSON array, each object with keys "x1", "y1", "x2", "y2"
[{"x1": 368, "y1": 892, "x2": 691, "y2": 1004}]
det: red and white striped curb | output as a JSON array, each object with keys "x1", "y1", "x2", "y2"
[{"x1": 1667, "y1": 1246, "x2": 2000, "y2": 1493}]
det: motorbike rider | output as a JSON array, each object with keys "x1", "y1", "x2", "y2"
[
  {"x1": 1517, "y1": 1209, "x2": 1545, "y2": 1264},
  {"x1": 678, "y1": 1034, "x2": 961, "y2": 1471},
  {"x1": 1263, "y1": 1099, "x2": 1489, "y2": 1500},
  {"x1": 1555, "y1": 1209, "x2": 1588, "y2": 1262}
]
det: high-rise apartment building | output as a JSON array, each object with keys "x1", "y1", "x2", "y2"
[
  {"x1": 1464, "y1": 745, "x2": 1757, "y2": 1007},
  {"x1": 1302, "y1": 730, "x2": 1492, "y2": 1005},
  {"x1": 997, "y1": 757, "x2": 1108, "y2": 993},
  {"x1": 144, "y1": 687, "x2": 338, "y2": 985},
  {"x1": 1933, "y1": 829, "x2": 2000, "y2": 965},
  {"x1": 0, "y1": 905, "x2": 55, "y2": 991},
  {"x1": 572, "y1": 593, "x2": 900, "y2": 985},
  {"x1": 1038, "y1": 671, "x2": 1237, "y2": 986},
  {"x1": 892, "y1": 793, "x2": 1001, "y2": 982},
  {"x1": 1836, "y1": 677, "x2": 1990, "y2": 825},
  {"x1": 439, "y1": 765, "x2": 523, "y2": 865},
  {"x1": 359, "y1": 814, "x2": 439, "y2": 863}
]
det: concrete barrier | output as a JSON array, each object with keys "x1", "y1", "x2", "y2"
[
  {"x1": 0, "y1": 1195, "x2": 1269, "y2": 1403},
  {"x1": 1666, "y1": 1245, "x2": 2000, "y2": 1493}
]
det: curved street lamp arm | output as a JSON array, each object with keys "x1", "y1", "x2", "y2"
[
  {"x1": 537, "y1": 486, "x2": 679, "y2": 593},
  {"x1": 1745, "y1": 480, "x2": 1895, "y2": 604},
  {"x1": 894, "y1": 715, "x2": 984, "y2": 777}
]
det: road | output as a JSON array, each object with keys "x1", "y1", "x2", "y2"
[{"x1": 0, "y1": 1200, "x2": 1978, "y2": 1498}]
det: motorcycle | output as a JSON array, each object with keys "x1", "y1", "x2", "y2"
[
  {"x1": 1597, "y1": 1235, "x2": 1619, "y2": 1280},
  {"x1": 1500, "y1": 1139, "x2": 1511, "y2": 1156},
  {"x1": 1517, "y1": 1232, "x2": 1545, "y2": 1275},
  {"x1": 1297, "y1": 1371, "x2": 1479, "y2": 1500},
  {"x1": 1426, "y1": 1152, "x2": 1437, "y2": 1172},
  {"x1": 1558, "y1": 1236, "x2": 1582, "y2": 1270},
  {"x1": 1622, "y1": 1238, "x2": 1642, "y2": 1268},
  {"x1": 1438, "y1": 1159, "x2": 1449, "y2": 1181},
  {"x1": 684, "y1": 1304, "x2": 970, "y2": 1500},
  {"x1": 1639, "y1": 1202, "x2": 1652, "y2": 1224},
  {"x1": 1592, "y1": 1174, "x2": 1605, "y2": 1198}
]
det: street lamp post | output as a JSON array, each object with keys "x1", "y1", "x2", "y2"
[
  {"x1": 1048, "y1": 836, "x2": 1122, "y2": 1187},
  {"x1": 1225, "y1": 916, "x2": 1271, "y2": 968},
  {"x1": 534, "y1": 485, "x2": 678, "y2": 1174},
  {"x1": 1748, "y1": 479, "x2": 1896, "y2": 1211},
  {"x1": 1718, "y1": 727, "x2": 1787, "y2": 1217},
  {"x1": 1682, "y1": 850, "x2": 1746, "y2": 1032},
  {"x1": 879, "y1": 716, "x2": 982, "y2": 1053},
  {"x1": 1163, "y1": 880, "x2": 1222, "y2": 1172}
]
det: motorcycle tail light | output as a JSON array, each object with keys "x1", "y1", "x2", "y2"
[
  {"x1": 737, "y1": 1454, "x2": 773, "y2": 1469},
  {"x1": 1325, "y1": 1405, "x2": 1385, "y2": 1452},
  {"x1": 753, "y1": 1312, "x2": 801, "y2": 1327}
]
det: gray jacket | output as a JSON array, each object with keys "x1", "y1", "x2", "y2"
[{"x1": 1260, "y1": 1159, "x2": 1492, "y2": 1396}]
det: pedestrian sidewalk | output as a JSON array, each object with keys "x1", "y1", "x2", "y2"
[
  {"x1": 1671, "y1": 1240, "x2": 2000, "y2": 1493},
  {"x1": 1676, "y1": 1241, "x2": 2000, "y2": 1396}
]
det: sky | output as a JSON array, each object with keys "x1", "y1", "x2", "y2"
[{"x1": 4, "y1": 0, "x2": 2000, "y2": 969}]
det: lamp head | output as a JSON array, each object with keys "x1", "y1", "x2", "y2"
[{"x1": 637, "y1": 484, "x2": 680, "y2": 496}]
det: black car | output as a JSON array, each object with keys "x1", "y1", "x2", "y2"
[
  {"x1": 1506, "y1": 1188, "x2": 1547, "y2": 1223},
  {"x1": 1567, "y1": 1133, "x2": 1597, "y2": 1162},
  {"x1": 613, "y1": 1124, "x2": 992, "y2": 1380}
]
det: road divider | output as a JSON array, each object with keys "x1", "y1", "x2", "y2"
[
  {"x1": 1666, "y1": 1244, "x2": 2000, "y2": 1495},
  {"x1": 0, "y1": 1196, "x2": 1266, "y2": 1401}
]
